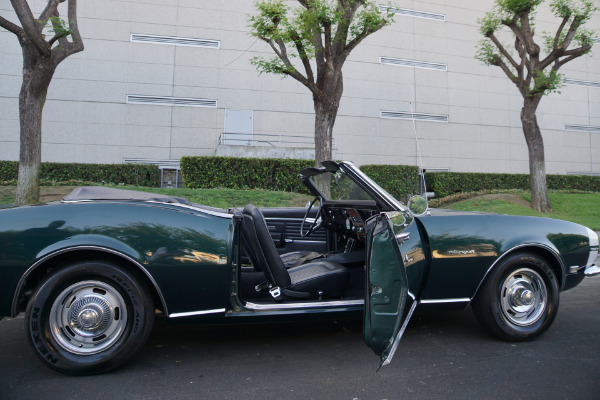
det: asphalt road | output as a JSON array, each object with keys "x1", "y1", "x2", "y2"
[{"x1": 1, "y1": 274, "x2": 599, "y2": 400}]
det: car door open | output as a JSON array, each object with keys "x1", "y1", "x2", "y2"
[{"x1": 364, "y1": 211, "x2": 417, "y2": 369}]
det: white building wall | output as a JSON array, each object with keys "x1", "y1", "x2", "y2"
[{"x1": 0, "y1": 0, "x2": 598, "y2": 174}]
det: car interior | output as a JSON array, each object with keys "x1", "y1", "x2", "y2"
[{"x1": 236, "y1": 194, "x2": 381, "y2": 305}]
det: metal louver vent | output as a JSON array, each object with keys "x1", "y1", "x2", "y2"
[
  {"x1": 380, "y1": 111, "x2": 448, "y2": 123},
  {"x1": 379, "y1": 5, "x2": 445, "y2": 21},
  {"x1": 130, "y1": 34, "x2": 220, "y2": 48},
  {"x1": 380, "y1": 57, "x2": 447, "y2": 71},
  {"x1": 126, "y1": 95, "x2": 217, "y2": 108},
  {"x1": 565, "y1": 79, "x2": 600, "y2": 88},
  {"x1": 565, "y1": 125, "x2": 600, "y2": 133}
]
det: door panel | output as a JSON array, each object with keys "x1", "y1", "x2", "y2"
[
  {"x1": 261, "y1": 207, "x2": 327, "y2": 254},
  {"x1": 364, "y1": 212, "x2": 415, "y2": 368}
]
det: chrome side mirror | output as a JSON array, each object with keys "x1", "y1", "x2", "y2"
[{"x1": 407, "y1": 195, "x2": 428, "y2": 216}]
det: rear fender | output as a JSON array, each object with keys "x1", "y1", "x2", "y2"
[{"x1": 11, "y1": 241, "x2": 167, "y2": 317}]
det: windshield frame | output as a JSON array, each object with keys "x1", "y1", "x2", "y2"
[{"x1": 300, "y1": 161, "x2": 407, "y2": 212}]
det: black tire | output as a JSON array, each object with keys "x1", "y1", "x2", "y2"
[
  {"x1": 472, "y1": 252, "x2": 559, "y2": 341},
  {"x1": 25, "y1": 260, "x2": 154, "y2": 375}
]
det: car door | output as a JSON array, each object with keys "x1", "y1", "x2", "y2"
[{"x1": 364, "y1": 211, "x2": 416, "y2": 368}]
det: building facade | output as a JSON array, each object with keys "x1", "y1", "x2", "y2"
[{"x1": 1, "y1": 0, "x2": 599, "y2": 174}]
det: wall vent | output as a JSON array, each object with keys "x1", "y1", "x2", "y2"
[
  {"x1": 565, "y1": 79, "x2": 600, "y2": 88},
  {"x1": 594, "y1": 38, "x2": 600, "y2": 44},
  {"x1": 126, "y1": 95, "x2": 217, "y2": 108},
  {"x1": 379, "y1": 5, "x2": 445, "y2": 21},
  {"x1": 381, "y1": 111, "x2": 448, "y2": 123},
  {"x1": 565, "y1": 124, "x2": 600, "y2": 133},
  {"x1": 380, "y1": 57, "x2": 447, "y2": 71},
  {"x1": 567, "y1": 171, "x2": 600, "y2": 176},
  {"x1": 130, "y1": 34, "x2": 220, "y2": 49}
]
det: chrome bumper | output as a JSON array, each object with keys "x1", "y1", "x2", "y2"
[{"x1": 584, "y1": 265, "x2": 600, "y2": 277}]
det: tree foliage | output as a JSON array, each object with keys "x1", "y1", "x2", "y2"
[
  {"x1": 249, "y1": 0, "x2": 394, "y2": 177},
  {"x1": 476, "y1": 0, "x2": 597, "y2": 213},
  {"x1": 476, "y1": 0, "x2": 597, "y2": 98},
  {"x1": 249, "y1": 0, "x2": 393, "y2": 96}
]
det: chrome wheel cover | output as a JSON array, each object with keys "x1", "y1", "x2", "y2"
[
  {"x1": 499, "y1": 268, "x2": 547, "y2": 326},
  {"x1": 49, "y1": 280, "x2": 128, "y2": 355}
]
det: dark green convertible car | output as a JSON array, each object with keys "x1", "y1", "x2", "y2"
[{"x1": 0, "y1": 161, "x2": 598, "y2": 375}]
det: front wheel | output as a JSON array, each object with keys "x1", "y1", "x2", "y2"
[
  {"x1": 472, "y1": 252, "x2": 559, "y2": 341},
  {"x1": 25, "y1": 260, "x2": 154, "y2": 375}
]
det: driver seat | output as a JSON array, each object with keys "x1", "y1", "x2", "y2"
[{"x1": 242, "y1": 204, "x2": 349, "y2": 300}]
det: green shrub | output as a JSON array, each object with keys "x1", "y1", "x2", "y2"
[
  {"x1": 426, "y1": 171, "x2": 600, "y2": 198},
  {"x1": 0, "y1": 161, "x2": 159, "y2": 186},
  {"x1": 360, "y1": 164, "x2": 420, "y2": 202},
  {"x1": 181, "y1": 156, "x2": 314, "y2": 192}
]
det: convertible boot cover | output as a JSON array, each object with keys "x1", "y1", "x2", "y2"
[{"x1": 63, "y1": 186, "x2": 192, "y2": 204}]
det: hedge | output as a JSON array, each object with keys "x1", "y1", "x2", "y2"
[
  {"x1": 426, "y1": 171, "x2": 600, "y2": 198},
  {"x1": 360, "y1": 164, "x2": 420, "y2": 202},
  {"x1": 181, "y1": 157, "x2": 423, "y2": 200},
  {"x1": 0, "y1": 161, "x2": 159, "y2": 187},
  {"x1": 181, "y1": 156, "x2": 314, "y2": 192}
]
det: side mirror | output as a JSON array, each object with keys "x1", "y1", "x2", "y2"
[{"x1": 407, "y1": 195, "x2": 428, "y2": 216}]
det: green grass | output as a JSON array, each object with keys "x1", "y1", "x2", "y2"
[
  {"x1": 121, "y1": 186, "x2": 312, "y2": 208},
  {"x1": 0, "y1": 186, "x2": 312, "y2": 208},
  {"x1": 2, "y1": 185, "x2": 598, "y2": 230},
  {"x1": 446, "y1": 192, "x2": 600, "y2": 230}
]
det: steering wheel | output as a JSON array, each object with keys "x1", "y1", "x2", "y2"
[{"x1": 300, "y1": 196, "x2": 323, "y2": 237}]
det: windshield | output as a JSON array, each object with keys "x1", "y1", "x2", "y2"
[
  {"x1": 303, "y1": 162, "x2": 407, "y2": 211},
  {"x1": 308, "y1": 170, "x2": 373, "y2": 201}
]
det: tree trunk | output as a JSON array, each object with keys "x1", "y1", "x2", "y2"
[
  {"x1": 313, "y1": 73, "x2": 343, "y2": 166},
  {"x1": 15, "y1": 48, "x2": 55, "y2": 205},
  {"x1": 521, "y1": 97, "x2": 552, "y2": 213},
  {"x1": 312, "y1": 73, "x2": 343, "y2": 196}
]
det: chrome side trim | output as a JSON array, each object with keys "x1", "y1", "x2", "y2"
[
  {"x1": 264, "y1": 217, "x2": 305, "y2": 221},
  {"x1": 244, "y1": 299, "x2": 364, "y2": 311},
  {"x1": 169, "y1": 308, "x2": 226, "y2": 318},
  {"x1": 470, "y1": 243, "x2": 566, "y2": 303},
  {"x1": 419, "y1": 298, "x2": 470, "y2": 304},
  {"x1": 11, "y1": 246, "x2": 169, "y2": 317},
  {"x1": 381, "y1": 292, "x2": 417, "y2": 368},
  {"x1": 569, "y1": 265, "x2": 584, "y2": 274}
]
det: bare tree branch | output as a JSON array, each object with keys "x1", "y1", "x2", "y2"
[
  {"x1": 0, "y1": 14, "x2": 24, "y2": 36},
  {"x1": 38, "y1": 0, "x2": 64, "y2": 33},
  {"x1": 10, "y1": 0, "x2": 48, "y2": 53},
  {"x1": 345, "y1": 19, "x2": 386, "y2": 55},
  {"x1": 290, "y1": 31, "x2": 315, "y2": 86},
  {"x1": 488, "y1": 32, "x2": 520, "y2": 70},
  {"x1": 67, "y1": 0, "x2": 83, "y2": 53},
  {"x1": 553, "y1": 16, "x2": 570, "y2": 48}
]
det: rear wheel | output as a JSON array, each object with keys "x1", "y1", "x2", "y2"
[
  {"x1": 25, "y1": 260, "x2": 154, "y2": 375},
  {"x1": 472, "y1": 252, "x2": 559, "y2": 341}
]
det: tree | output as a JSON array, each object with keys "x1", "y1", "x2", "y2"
[
  {"x1": 476, "y1": 0, "x2": 597, "y2": 212},
  {"x1": 0, "y1": 0, "x2": 83, "y2": 205},
  {"x1": 249, "y1": 0, "x2": 393, "y2": 171}
]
